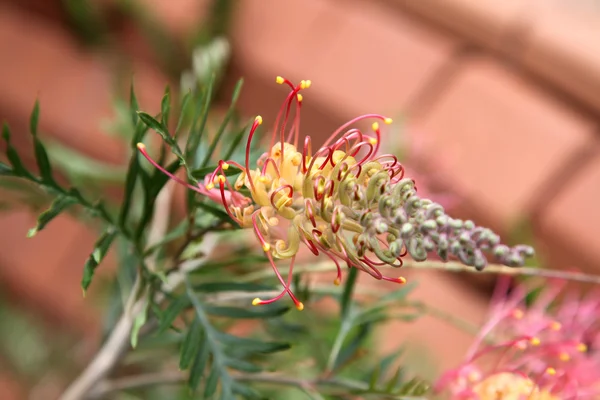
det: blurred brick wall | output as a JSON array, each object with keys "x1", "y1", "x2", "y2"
[{"x1": 1, "y1": 0, "x2": 599, "y2": 396}]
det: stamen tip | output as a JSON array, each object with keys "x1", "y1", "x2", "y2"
[
  {"x1": 252, "y1": 298, "x2": 262, "y2": 306},
  {"x1": 297, "y1": 93, "x2": 303, "y2": 102},
  {"x1": 530, "y1": 337, "x2": 541, "y2": 346},
  {"x1": 550, "y1": 321, "x2": 562, "y2": 331},
  {"x1": 372, "y1": 122, "x2": 379, "y2": 131},
  {"x1": 333, "y1": 278, "x2": 341, "y2": 286},
  {"x1": 262, "y1": 243, "x2": 271, "y2": 252},
  {"x1": 206, "y1": 183, "x2": 215, "y2": 190},
  {"x1": 136, "y1": 142, "x2": 146, "y2": 150},
  {"x1": 305, "y1": 79, "x2": 311, "y2": 88},
  {"x1": 255, "y1": 115, "x2": 263, "y2": 125},
  {"x1": 221, "y1": 162, "x2": 230, "y2": 170},
  {"x1": 545, "y1": 367, "x2": 557, "y2": 376},
  {"x1": 296, "y1": 302, "x2": 304, "y2": 311},
  {"x1": 368, "y1": 137, "x2": 378, "y2": 145},
  {"x1": 275, "y1": 76, "x2": 284, "y2": 84},
  {"x1": 384, "y1": 117, "x2": 393, "y2": 125},
  {"x1": 300, "y1": 80, "x2": 306, "y2": 89},
  {"x1": 397, "y1": 276, "x2": 407, "y2": 284},
  {"x1": 577, "y1": 343, "x2": 588, "y2": 352}
]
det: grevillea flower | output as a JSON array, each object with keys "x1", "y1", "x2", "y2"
[
  {"x1": 137, "y1": 76, "x2": 534, "y2": 310},
  {"x1": 435, "y1": 277, "x2": 600, "y2": 399}
]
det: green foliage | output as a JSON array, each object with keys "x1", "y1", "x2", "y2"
[{"x1": 2, "y1": 72, "x2": 435, "y2": 400}]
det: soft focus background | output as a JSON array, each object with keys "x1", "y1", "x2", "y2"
[{"x1": 1, "y1": 0, "x2": 599, "y2": 398}]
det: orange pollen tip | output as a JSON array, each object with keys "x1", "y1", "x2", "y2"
[
  {"x1": 262, "y1": 243, "x2": 271, "y2": 252},
  {"x1": 297, "y1": 93, "x2": 303, "y2": 102},
  {"x1": 136, "y1": 142, "x2": 146, "y2": 150},
  {"x1": 546, "y1": 367, "x2": 557, "y2": 375},
  {"x1": 217, "y1": 175, "x2": 227, "y2": 184},
  {"x1": 577, "y1": 343, "x2": 588, "y2": 352},
  {"x1": 221, "y1": 162, "x2": 230, "y2": 170},
  {"x1": 512, "y1": 309, "x2": 524, "y2": 319},
  {"x1": 275, "y1": 76, "x2": 284, "y2": 84},
  {"x1": 252, "y1": 298, "x2": 262, "y2": 306},
  {"x1": 258, "y1": 175, "x2": 269, "y2": 183},
  {"x1": 300, "y1": 80, "x2": 307, "y2": 89},
  {"x1": 550, "y1": 321, "x2": 562, "y2": 331},
  {"x1": 333, "y1": 278, "x2": 341, "y2": 286},
  {"x1": 206, "y1": 183, "x2": 215, "y2": 190},
  {"x1": 255, "y1": 115, "x2": 263, "y2": 125},
  {"x1": 296, "y1": 302, "x2": 304, "y2": 311},
  {"x1": 397, "y1": 276, "x2": 407, "y2": 284},
  {"x1": 305, "y1": 79, "x2": 312, "y2": 88},
  {"x1": 559, "y1": 353, "x2": 570, "y2": 361},
  {"x1": 384, "y1": 117, "x2": 393, "y2": 125},
  {"x1": 530, "y1": 337, "x2": 541, "y2": 346},
  {"x1": 372, "y1": 122, "x2": 380, "y2": 131},
  {"x1": 368, "y1": 137, "x2": 378, "y2": 145}
]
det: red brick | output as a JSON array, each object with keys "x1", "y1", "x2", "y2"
[
  {"x1": 311, "y1": 1, "x2": 456, "y2": 117},
  {"x1": 399, "y1": 0, "x2": 527, "y2": 52},
  {"x1": 0, "y1": 4, "x2": 168, "y2": 165},
  {"x1": 407, "y1": 57, "x2": 595, "y2": 233},
  {"x1": 537, "y1": 150, "x2": 600, "y2": 272},
  {"x1": 519, "y1": 1, "x2": 600, "y2": 113}
]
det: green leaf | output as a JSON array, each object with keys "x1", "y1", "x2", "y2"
[
  {"x1": 0, "y1": 162, "x2": 12, "y2": 176},
  {"x1": 195, "y1": 201, "x2": 235, "y2": 226},
  {"x1": 161, "y1": 86, "x2": 171, "y2": 128},
  {"x1": 188, "y1": 340, "x2": 210, "y2": 392},
  {"x1": 137, "y1": 112, "x2": 168, "y2": 139},
  {"x1": 216, "y1": 332, "x2": 290, "y2": 354},
  {"x1": 81, "y1": 229, "x2": 118, "y2": 294},
  {"x1": 199, "y1": 78, "x2": 243, "y2": 168},
  {"x1": 224, "y1": 358, "x2": 261, "y2": 373},
  {"x1": 29, "y1": 99, "x2": 40, "y2": 137},
  {"x1": 179, "y1": 318, "x2": 203, "y2": 370},
  {"x1": 175, "y1": 91, "x2": 192, "y2": 138},
  {"x1": 27, "y1": 196, "x2": 78, "y2": 237},
  {"x1": 340, "y1": 267, "x2": 358, "y2": 319},
  {"x1": 186, "y1": 75, "x2": 215, "y2": 163},
  {"x1": 204, "y1": 304, "x2": 289, "y2": 319},
  {"x1": 222, "y1": 120, "x2": 251, "y2": 161},
  {"x1": 158, "y1": 295, "x2": 190, "y2": 333},
  {"x1": 130, "y1": 299, "x2": 149, "y2": 348},
  {"x1": 194, "y1": 281, "x2": 274, "y2": 294},
  {"x1": 2, "y1": 124, "x2": 33, "y2": 178},
  {"x1": 203, "y1": 366, "x2": 220, "y2": 398},
  {"x1": 118, "y1": 150, "x2": 140, "y2": 228},
  {"x1": 129, "y1": 81, "x2": 140, "y2": 130}
]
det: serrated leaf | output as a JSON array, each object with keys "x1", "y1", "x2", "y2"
[
  {"x1": 27, "y1": 196, "x2": 78, "y2": 237},
  {"x1": 203, "y1": 366, "x2": 220, "y2": 398},
  {"x1": 179, "y1": 318, "x2": 203, "y2": 370},
  {"x1": 161, "y1": 86, "x2": 171, "y2": 128},
  {"x1": 81, "y1": 229, "x2": 117, "y2": 293},
  {"x1": 159, "y1": 295, "x2": 191, "y2": 333},
  {"x1": 204, "y1": 304, "x2": 289, "y2": 319},
  {"x1": 195, "y1": 281, "x2": 274, "y2": 294}
]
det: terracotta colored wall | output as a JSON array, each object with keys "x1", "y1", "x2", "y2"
[{"x1": 1, "y1": 0, "x2": 599, "y2": 397}]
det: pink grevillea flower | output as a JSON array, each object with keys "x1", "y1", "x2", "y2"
[
  {"x1": 137, "y1": 76, "x2": 534, "y2": 311},
  {"x1": 435, "y1": 277, "x2": 600, "y2": 399}
]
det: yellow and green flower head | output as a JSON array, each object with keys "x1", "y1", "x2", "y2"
[{"x1": 138, "y1": 76, "x2": 534, "y2": 311}]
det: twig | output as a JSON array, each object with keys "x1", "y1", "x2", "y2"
[{"x1": 239, "y1": 260, "x2": 600, "y2": 285}]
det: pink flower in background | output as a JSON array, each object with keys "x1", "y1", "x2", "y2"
[{"x1": 435, "y1": 277, "x2": 600, "y2": 399}]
